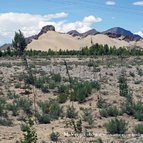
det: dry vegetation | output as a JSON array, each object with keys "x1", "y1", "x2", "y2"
[{"x1": 0, "y1": 56, "x2": 143, "y2": 143}]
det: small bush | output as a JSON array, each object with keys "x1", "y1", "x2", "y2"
[
  {"x1": 0, "y1": 97, "x2": 6, "y2": 115},
  {"x1": 57, "y1": 94, "x2": 68, "y2": 104},
  {"x1": 66, "y1": 106, "x2": 78, "y2": 119},
  {"x1": 105, "y1": 118, "x2": 128, "y2": 134},
  {"x1": 0, "y1": 118, "x2": 13, "y2": 126},
  {"x1": 58, "y1": 85, "x2": 69, "y2": 94},
  {"x1": 82, "y1": 108, "x2": 94, "y2": 125},
  {"x1": 20, "y1": 118, "x2": 37, "y2": 143},
  {"x1": 16, "y1": 98, "x2": 32, "y2": 114},
  {"x1": 97, "y1": 97, "x2": 108, "y2": 108},
  {"x1": 134, "y1": 124, "x2": 143, "y2": 134},
  {"x1": 100, "y1": 106, "x2": 120, "y2": 117},
  {"x1": 91, "y1": 81, "x2": 101, "y2": 91},
  {"x1": 41, "y1": 84, "x2": 49, "y2": 93},
  {"x1": 37, "y1": 114, "x2": 51, "y2": 124},
  {"x1": 7, "y1": 103, "x2": 19, "y2": 116},
  {"x1": 39, "y1": 99, "x2": 63, "y2": 120},
  {"x1": 51, "y1": 73, "x2": 61, "y2": 82},
  {"x1": 50, "y1": 131, "x2": 59, "y2": 142}
]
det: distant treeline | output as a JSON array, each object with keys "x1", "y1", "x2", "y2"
[{"x1": 0, "y1": 43, "x2": 143, "y2": 57}]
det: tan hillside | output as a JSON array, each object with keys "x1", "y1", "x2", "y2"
[{"x1": 27, "y1": 31, "x2": 142, "y2": 51}]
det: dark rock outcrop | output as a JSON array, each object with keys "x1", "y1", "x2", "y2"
[
  {"x1": 67, "y1": 30, "x2": 82, "y2": 37},
  {"x1": 82, "y1": 29, "x2": 99, "y2": 37},
  {"x1": 26, "y1": 25, "x2": 55, "y2": 44},
  {"x1": 102, "y1": 27, "x2": 142, "y2": 41}
]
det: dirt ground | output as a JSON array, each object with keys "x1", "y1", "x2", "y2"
[{"x1": 0, "y1": 56, "x2": 143, "y2": 143}]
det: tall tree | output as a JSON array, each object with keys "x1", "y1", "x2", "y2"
[{"x1": 12, "y1": 30, "x2": 27, "y2": 56}]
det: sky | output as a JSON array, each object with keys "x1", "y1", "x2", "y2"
[{"x1": 0, "y1": 0, "x2": 143, "y2": 45}]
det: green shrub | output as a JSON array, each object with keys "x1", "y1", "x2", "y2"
[
  {"x1": 66, "y1": 106, "x2": 78, "y2": 119},
  {"x1": 15, "y1": 83, "x2": 21, "y2": 88},
  {"x1": 48, "y1": 80, "x2": 56, "y2": 89},
  {"x1": 37, "y1": 114, "x2": 51, "y2": 124},
  {"x1": 137, "y1": 68, "x2": 143, "y2": 76},
  {"x1": 71, "y1": 81, "x2": 92, "y2": 103},
  {"x1": 39, "y1": 99, "x2": 63, "y2": 120},
  {"x1": 91, "y1": 81, "x2": 101, "y2": 91},
  {"x1": 134, "y1": 124, "x2": 143, "y2": 134},
  {"x1": 51, "y1": 73, "x2": 61, "y2": 82},
  {"x1": 100, "y1": 106, "x2": 120, "y2": 117},
  {"x1": 41, "y1": 84, "x2": 49, "y2": 93},
  {"x1": 16, "y1": 98, "x2": 32, "y2": 114},
  {"x1": 118, "y1": 75, "x2": 128, "y2": 97},
  {"x1": 0, "y1": 97, "x2": 6, "y2": 115},
  {"x1": 82, "y1": 108, "x2": 94, "y2": 125},
  {"x1": 7, "y1": 91, "x2": 19, "y2": 99},
  {"x1": 129, "y1": 71, "x2": 135, "y2": 77},
  {"x1": 97, "y1": 97, "x2": 108, "y2": 108},
  {"x1": 50, "y1": 130, "x2": 59, "y2": 142},
  {"x1": 0, "y1": 118, "x2": 13, "y2": 126},
  {"x1": 58, "y1": 85, "x2": 69, "y2": 94},
  {"x1": 105, "y1": 118, "x2": 128, "y2": 134},
  {"x1": 7, "y1": 103, "x2": 19, "y2": 116},
  {"x1": 57, "y1": 94, "x2": 68, "y2": 104},
  {"x1": 20, "y1": 118, "x2": 37, "y2": 143}
]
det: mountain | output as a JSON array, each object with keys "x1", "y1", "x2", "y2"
[
  {"x1": 0, "y1": 44, "x2": 13, "y2": 51},
  {"x1": 26, "y1": 25, "x2": 55, "y2": 44},
  {"x1": 67, "y1": 29, "x2": 99, "y2": 37},
  {"x1": 1, "y1": 25, "x2": 142, "y2": 51},
  {"x1": 82, "y1": 29, "x2": 99, "y2": 37},
  {"x1": 102, "y1": 27, "x2": 142, "y2": 41},
  {"x1": 67, "y1": 30, "x2": 81, "y2": 37}
]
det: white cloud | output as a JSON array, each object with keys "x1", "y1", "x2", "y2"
[
  {"x1": 133, "y1": 1, "x2": 143, "y2": 6},
  {"x1": 0, "y1": 12, "x2": 102, "y2": 44},
  {"x1": 135, "y1": 31, "x2": 143, "y2": 37},
  {"x1": 105, "y1": 1, "x2": 116, "y2": 5}
]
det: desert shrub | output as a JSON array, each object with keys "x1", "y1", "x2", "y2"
[
  {"x1": 134, "y1": 111, "x2": 143, "y2": 121},
  {"x1": 133, "y1": 124, "x2": 143, "y2": 134},
  {"x1": 34, "y1": 77, "x2": 44, "y2": 89},
  {"x1": 51, "y1": 73, "x2": 61, "y2": 82},
  {"x1": 91, "y1": 81, "x2": 101, "y2": 91},
  {"x1": 58, "y1": 84, "x2": 69, "y2": 94},
  {"x1": 100, "y1": 106, "x2": 120, "y2": 117},
  {"x1": 7, "y1": 103, "x2": 19, "y2": 116},
  {"x1": 48, "y1": 80, "x2": 56, "y2": 89},
  {"x1": 57, "y1": 94, "x2": 68, "y2": 104},
  {"x1": 66, "y1": 106, "x2": 78, "y2": 119},
  {"x1": 121, "y1": 101, "x2": 134, "y2": 116},
  {"x1": 20, "y1": 118, "x2": 37, "y2": 143},
  {"x1": 105, "y1": 118, "x2": 128, "y2": 134},
  {"x1": 16, "y1": 98, "x2": 32, "y2": 114},
  {"x1": 0, "y1": 97, "x2": 6, "y2": 115},
  {"x1": 38, "y1": 99, "x2": 63, "y2": 120},
  {"x1": 137, "y1": 67, "x2": 143, "y2": 76},
  {"x1": 94, "y1": 138, "x2": 103, "y2": 143},
  {"x1": 70, "y1": 81, "x2": 92, "y2": 103},
  {"x1": 71, "y1": 119, "x2": 82, "y2": 133},
  {"x1": 129, "y1": 71, "x2": 135, "y2": 77},
  {"x1": 82, "y1": 108, "x2": 94, "y2": 125},
  {"x1": 118, "y1": 75, "x2": 128, "y2": 97},
  {"x1": 15, "y1": 83, "x2": 21, "y2": 88},
  {"x1": 50, "y1": 129, "x2": 59, "y2": 142},
  {"x1": 134, "y1": 80, "x2": 142, "y2": 84},
  {"x1": 49, "y1": 101, "x2": 63, "y2": 120},
  {"x1": 7, "y1": 91, "x2": 19, "y2": 99},
  {"x1": 97, "y1": 97, "x2": 108, "y2": 108},
  {"x1": 41, "y1": 84, "x2": 49, "y2": 93},
  {"x1": 0, "y1": 117, "x2": 13, "y2": 126},
  {"x1": 37, "y1": 114, "x2": 51, "y2": 124}
]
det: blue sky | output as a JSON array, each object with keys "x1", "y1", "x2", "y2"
[{"x1": 0, "y1": 0, "x2": 143, "y2": 45}]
